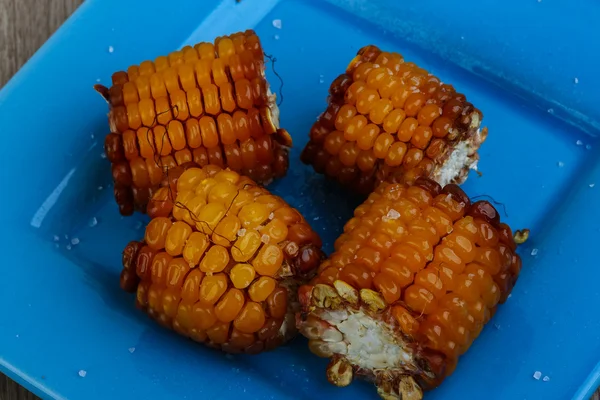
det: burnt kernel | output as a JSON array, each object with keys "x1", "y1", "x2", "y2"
[
  {"x1": 468, "y1": 200, "x2": 501, "y2": 227},
  {"x1": 413, "y1": 177, "x2": 442, "y2": 197},
  {"x1": 441, "y1": 184, "x2": 471, "y2": 209}
]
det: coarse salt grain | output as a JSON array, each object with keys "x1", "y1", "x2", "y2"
[
  {"x1": 274, "y1": 34, "x2": 280, "y2": 40},
  {"x1": 547, "y1": 108, "x2": 554, "y2": 114},
  {"x1": 557, "y1": 161, "x2": 564, "y2": 167},
  {"x1": 108, "y1": 45, "x2": 114, "y2": 53},
  {"x1": 574, "y1": 77, "x2": 579, "y2": 84},
  {"x1": 576, "y1": 140, "x2": 583, "y2": 146},
  {"x1": 78, "y1": 370, "x2": 87, "y2": 378},
  {"x1": 590, "y1": 184, "x2": 596, "y2": 188},
  {"x1": 53, "y1": 235, "x2": 60, "y2": 241},
  {"x1": 261, "y1": 234, "x2": 270, "y2": 244},
  {"x1": 386, "y1": 209, "x2": 400, "y2": 220},
  {"x1": 128, "y1": 347, "x2": 136, "y2": 354},
  {"x1": 313, "y1": 216, "x2": 320, "y2": 221},
  {"x1": 272, "y1": 19, "x2": 282, "y2": 29},
  {"x1": 237, "y1": 228, "x2": 246, "y2": 237},
  {"x1": 89, "y1": 217, "x2": 98, "y2": 227},
  {"x1": 71, "y1": 238, "x2": 80, "y2": 245},
  {"x1": 98, "y1": 186, "x2": 103, "y2": 190},
  {"x1": 533, "y1": 371, "x2": 542, "y2": 380},
  {"x1": 531, "y1": 248, "x2": 538, "y2": 256},
  {"x1": 543, "y1": 376, "x2": 550, "y2": 382},
  {"x1": 100, "y1": 152, "x2": 107, "y2": 159},
  {"x1": 66, "y1": 244, "x2": 72, "y2": 251}
]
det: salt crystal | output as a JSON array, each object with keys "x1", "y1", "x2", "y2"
[
  {"x1": 576, "y1": 140, "x2": 583, "y2": 146},
  {"x1": 274, "y1": 34, "x2": 280, "y2": 40},
  {"x1": 53, "y1": 235, "x2": 60, "y2": 241},
  {"x1": 460, "y1": 36, "x2": 465, "y2": 40},
  {"x1": 100, "y1": 152, "x2": 107, "y2": 159},
  {"x1": 319, "y1": 74, "x2": 324, "y2": 84},
  {"x1": 508, "y1": 294, "x2": 512, "y2": 299},
  {"x1": 237, "y1": 228, "x2": 246, "y2": 237},
  {"x1": 88, "y1": 217, "x2": 98, "y2": 228},
  {"x1": 108, "y1": 45, "x2": 114, "y2": 53},
  {"x1": 90, "y1": 133, "x2": 95, "y2": 139},
  {"x1": 531, "y1": 248, "x2": 538, "y2": 256},
  {"x1": 15, "y1": 334, "x2": 19, "y2": 338},
  {"x1": 71, "y1": 238, "x2": 80, "y2": 245},
  {"x1": 533, "y1": 371, "x2": 542, "y2": 380},
  {"x1": 98, "y1": 186, "x2": 104, "y2": 190},
  {"x1": 547, "y1": 108, "x2": 554, "y2": 114},
  {"x1": 261, "y1": 234, "x2": 270, "y2": 244},
  {"x1": 543, "y1": 376, "x2": 550, "y2": 382},
  {"x1": 586, "y1": 144, "x2": 592, "y2": 150},
  {"x1": 386, "y1": 209, "x2": 401, "y2": 220},
  {"x1": 590, "y1": 183, "x2": 596, "y2": 188},
  {"x1": 269, "y1": 212, "x2": 274, "y2": 220},
  {"x1": 557, "y1": 161, "x2": 564, "y2": 167},
  {"x1": 272, "y1": 19, "x2": 282, "y2": 29},
  {"x1": 66, "y1": 244, "x2": 72, "y2": 250},
  {"x1": 313, "y1": 216, "x2": 320, "y2": 221},
  {"x1": 574, "y1": 77, "x2": 579, "y2": 84},
  {"x1": 128, "y1": 347, "x2": 136, "y2": 354},
  {"x1": 78, "y1": 370, "x2": 87, "y2": 378},
  {"x1": 96, "y1": 78, "x2": 101, "y2": 83}
]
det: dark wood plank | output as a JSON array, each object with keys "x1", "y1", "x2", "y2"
[{"x1": 0, "y1": 0, "x2": 82, "y2": 88}]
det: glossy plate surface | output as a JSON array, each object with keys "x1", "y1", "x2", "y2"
[{"x1": 0, "y1": 1, "x2": 599, "y2": 399}]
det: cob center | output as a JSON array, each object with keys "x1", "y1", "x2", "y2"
[{"x1": 309, "y1": 307, "x2": 416, "y2": 370}]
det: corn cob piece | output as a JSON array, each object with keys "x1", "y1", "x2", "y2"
[
  {"x1": 296, "y1": 178, "x2": 521, "y2": 399},
  {"x1": 301, "y1": 45, "x2": 486, "y2": 194},
  {"x1": 120, "y1": 164, "x2": 324, "y2": 353},
  {"x1": 96, "y1": 30, "x2": 292, "y2": 216}
]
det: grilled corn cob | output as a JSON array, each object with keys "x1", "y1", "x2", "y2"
[
  {"x1": 301, "y1": 45, "x2": 486, "y2": 194},
  {"x1": 297, "y1": 178, "x2": 521, "y2": 399},
  {"x1": 120, "y1": 164, "x2": 323, "y2": 353},
  {"x1": 96, "y1": 30, "x2": 292, "y2": 215}
]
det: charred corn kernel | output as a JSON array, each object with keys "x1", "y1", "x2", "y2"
[
  {"x1": 301, "y1": 45, "x2": 486, "y2": 194},
  {"x1": 297, "y1": 178, "x2": 521, "y2": 398},
  {"x1": 98, "y1": 32, "x2": 290, "y2": 215},
  {"x1": 121, "y1": 165, "x2": 324, "y2": 353}
]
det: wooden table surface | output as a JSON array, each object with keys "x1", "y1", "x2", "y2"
[{"x1": 0, "y1": 0, "x2": 598, "y2": 399}]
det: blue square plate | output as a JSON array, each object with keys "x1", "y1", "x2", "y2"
[{"x1": 1, "y1": 1, "x2": 599, "y2": 399}]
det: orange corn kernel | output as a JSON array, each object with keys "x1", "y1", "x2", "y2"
[
  {"x1": 215, "y1": 288, "x2": 245, "y2": 322},
  {"x1": 234, "y1": 302, "x2": 266, "y2": 334}
]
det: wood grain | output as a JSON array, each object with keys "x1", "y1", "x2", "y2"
[{"x1": 0, "y1": 0, "x2": 598, "y2": 399}]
